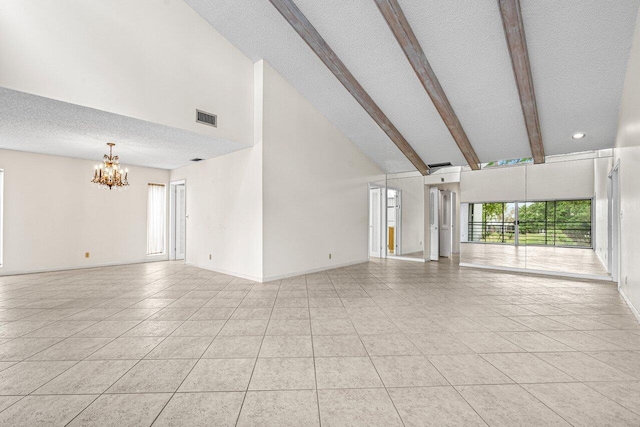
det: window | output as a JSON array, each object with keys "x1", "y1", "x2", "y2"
[
  {"x1": 518, "y1": 200, "x2": 592, "y2": 247},
  {"x1": 468, "y1": 202, "x2": 516, "y2": 243},
  {"x1": 0, "y1": 169, "x2": 3, "y2": 267},
  {"x1": 468, "y1": 199, "x2": 592, "y2": 247},
  {"x1": 147, "y1": 183, "x2": 166, "y2": 255}
]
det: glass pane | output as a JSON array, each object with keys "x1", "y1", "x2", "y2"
[
  {"x1": 387, "y1": 172, "x2": 425, "y2": 260},
  {"x1": 504, "y1": 202, "x2": 516, "y2": 244},
  {"x1": 553, "y1": 200, "x2": 592, "y2": 247}
]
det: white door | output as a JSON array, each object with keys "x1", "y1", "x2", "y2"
[
  {"x1": 609, "y1": 166, "x2": 619, "y2": 282},
  {"x1": 451, "y1": 192, "x2": 457, "y2": 252},
  {"x1": 175, "y1": 184, "x2": 186, "y2": 260},
  {"x1": 439, "y1": 190, "x2": 452, "y2": 257},
  {"x1": 369, "y1": 188, "x2": 382, "y2": 258},
  {"x1": 429, "y1": 187, "x2": 439, "y2": 260}
]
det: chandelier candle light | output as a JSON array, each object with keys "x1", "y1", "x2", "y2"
[{"x1": 92, "y1": 143, "x2": 129, "y2": 190}]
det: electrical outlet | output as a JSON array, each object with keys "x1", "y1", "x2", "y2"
[
  {"x1": 209, "y1": 254, "x2": 212, "y2": 260},
  {"x1": 329, "y1": 253, "x2": 332, "y2": 259},
  {"x1": 85, "y1": 252, "x2": 90, "y2": 258}
]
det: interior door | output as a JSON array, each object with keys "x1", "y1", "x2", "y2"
[
  {"x1": 369, "y1": 188, "x2": 382, "y2": 258},
  {"x1": 175, "y1": 184, "x2": 186, "y2": 260},
  {"x1": 439, "y1": 190, "x2": 452, "y2": 257},
  {"x1": 429, "y1": 187, "x2": 439, "y2": 260}
]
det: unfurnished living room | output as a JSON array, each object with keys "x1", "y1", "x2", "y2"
[{"x1": 2, "y1": 0, "x2": 640, "y2": 425}]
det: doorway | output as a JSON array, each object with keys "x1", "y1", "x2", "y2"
[
  {"x1": 386, "y1": 188, "x2": 401, "y2": 255},
  {"x1": 369, "y1": 186, "x2": 383, "y2": 258},
  {"x1": 170, "y1": 180, "x2": 186, "y2": 261},
  {"x1": 429, "y1": 186, "x2": 457, "y2": 261}
]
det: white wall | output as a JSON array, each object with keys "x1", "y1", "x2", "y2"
[
  {"x1": 460, "y1": 159, "x2": 595, "y2": 203},
  {"x1": 461, "y1": 166, "x2": 526, "y2": 203},
  {"x1": 0, "y1": 149, "x2": 170, "y2": 275},
  {"x1": 0, "y1": 0, "x2": 254, "y2": 145},
  {"x1": 615, "y1": 10, "x2": 640, "y2": 316},
  {"x1": 168, "y1": 61, "x2": 263, "y2": 281},
  {"x1": 261, "y1": 62, "x2": 384, "y2": 280},
  {"x1": 526, "y1": 160, "x2": 595, "y2": 201},
  {"x1": 168, "y1": 147, "x2": 263, "y2": 280}
]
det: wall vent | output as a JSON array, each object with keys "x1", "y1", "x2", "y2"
[
  {"x1": 196, "y1": 109, "x2": 217, "y2": 128},
  {"x1": 190, "y1": 158, "x2": 204, "y2": 162},
  {"x1": 427, "y1": 162, "x2": 452, "y2": 171}
]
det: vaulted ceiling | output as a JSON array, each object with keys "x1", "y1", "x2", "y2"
[{"x1": 186, "y1": 0, "x2": 640, "y2": 173}]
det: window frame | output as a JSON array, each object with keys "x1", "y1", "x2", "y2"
[{"x1": 467, "y1": 198, "x2": 593, "y2": 249}]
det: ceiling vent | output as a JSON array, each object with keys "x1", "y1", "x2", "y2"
[
  {"x1": 427, "y1": 162, "x2": 453, "y2": 171},
  {"x1": 196, "y1": 109, "x2": 217, "y2": 128},
  {"x1": 190, "y1": 158, "x2": 204, "y2": 162}
]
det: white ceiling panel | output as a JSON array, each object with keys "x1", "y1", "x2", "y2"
[
  {"x1": 396, "y1": 0, "x2": 533, "y2": 163},
  {"x1": 0, "y1": 87, "x2": 248, "y2": 169},
  {"x1": 294, "y1": 0, "x2": 468, "y2": 168},
  {"x1": 522, "y1": 0, "x2": 639, "y2": 155}
]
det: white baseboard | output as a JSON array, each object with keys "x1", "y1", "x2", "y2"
[
  {"x1": 387, "y1": 256, "x2": 425, "y2": 263},
  {"x1": 183, "y1": 262, "x2": 263, "y2": 282},
  {"x1": 459, "y1": 262, "x2": 613, "y2": 282},
  {"x1": 619, "y1": 288, "x2": 640, "y2": 324},
  {"x1": 261, "y1": 259, "x2": 370, "y2": 282},
  {"x1": 0, "y1": 256, "x2": 169, "y2": 277},
  {"x1": 185, "y1": 259, "x2": 370, "y2": 283}
]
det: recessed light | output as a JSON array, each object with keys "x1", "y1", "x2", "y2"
[{"x1": 572, "y1": 133, "x2": 586, "y2": 140}]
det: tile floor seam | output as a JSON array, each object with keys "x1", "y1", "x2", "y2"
[
  {"x1": 344, "y1": 271, "x2": 407, "y2": 427},
  {"x1": 309, "y1": 275, "x2": 322, "y2": 427},
  {"x1": 67, "y1": 275, "x2": 229, "y2": 426},
  {"x1": 147, "y1": 277, "x2": 251, "y2": 426},
  {"x1": 231, "y1": 279, "x2": 278, "y2": 427}
]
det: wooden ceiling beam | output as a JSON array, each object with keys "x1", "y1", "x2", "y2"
[
  {"x1": 375, "y1": 0, "x2": 481, "y2": 170},
  {"x1": 498, "y1": 0, "x2": 545, "y2": 163},
  {"x1": 268, "y1": 0, "x2": 430, "y2": 175}
]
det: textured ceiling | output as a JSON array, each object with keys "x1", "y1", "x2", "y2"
[
  {"x1": 185, "y1": 0, "x2": 639, "y2": 172},
  {"x1": 522, "y1": 0, "x2": 639, "y2": 155},
  {"x1": 0, "y1": 87, "x2": 248, "y2": 169}
]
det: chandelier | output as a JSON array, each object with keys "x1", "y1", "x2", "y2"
[{"x1": 91, "y1": 143, "x2": 129, "y2": 190}]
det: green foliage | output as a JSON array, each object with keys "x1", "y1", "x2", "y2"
[
  {"x1": 482, "y1": 203, "x2": 504, "y2": 221},
  {"x1": 470, "y1": 200, "x2": 591, "y2": 247}
]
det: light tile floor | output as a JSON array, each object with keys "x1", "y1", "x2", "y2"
[
  {"x1": 0, "y1": 258, "x2": 638, "y2": 425},
  {"x1": 461, "y1": 243, "x2": 609, "y2": 277}
]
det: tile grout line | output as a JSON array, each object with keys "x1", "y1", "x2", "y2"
[
  {"x1": 231, "y1": 278, "x2": 279, "y2": 427},
  {"x1": 309, "y1": 274, "x2": 323, "y2": 427},
  {"x1": 62, "y1": 272, "x2": 202, "y2": 427},
  {"x1": 147, "y1": 276, "x2": 254, "y2": 426}
]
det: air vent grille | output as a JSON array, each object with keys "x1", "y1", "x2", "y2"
[
  {"x1": 427, "y1": 162, "x2": 452, "y2": 171},
  {"x1": 196, "y1": 110, "x2": 217, "y2": 128}
]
